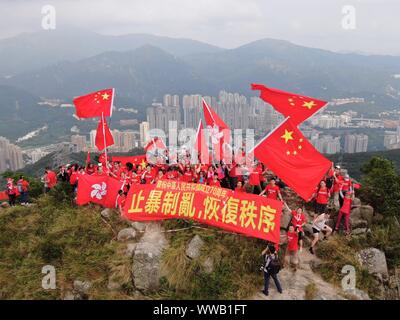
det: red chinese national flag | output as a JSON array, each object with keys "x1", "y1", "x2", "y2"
[
  {"x1": 144, "y1": 137, "x2": 166, "y2": 153},
  {"x1": 202, "y1": 99, "x2": 230, "y2": 161},
  {"x1": 112, "y1": 155, "x2": 147, "y2": 167},
  {"x1": 194, "y1": 120, "x2": 210, "y2": 164},
  {"x1": 76, "y1": 174, "x2": 123, "y2": 208},
  {"x1": 73, "y1": 88, "x2": 114, "y2": 118},
  {"x1": 95, "y1": 117, "x2": 114, "y2": 151},
  {"x1": 253, "y1": 118, "x2": 332, "y2": 201},
  {"x1": 251, "y1": 84, "x2": 327, "y2": 125}
]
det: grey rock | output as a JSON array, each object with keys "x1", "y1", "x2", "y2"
[
  {"x1": 125, "y1": 243, "x2": 137, "y2": 257},
  {"x1": 117, "y1": 228, "x2": 136, "y2": 241},
  {"x1": 360, "y1": 205, "x2": 374, "y2": 225},
  {"x1": 350, "y1": 207, "x2": 362, "y2": 220},
  {"x1": 131, "y1": 221, "x2": 146, "y2": 232},
  {"x1": 73, "y1": 280, "x2": 92, "y2": 295},
  {"x1": 185, "y1": 235, "x2": 205, "y2": 259},
  {"x1": 280, "y1": 210, "x2": 292, "y2": 230},
  {"x1": 202, "y1": 257, "x2": 214, "y2": 274},
  {"x1": 351, "y1": 228, "x2": 367, "y2": 236},
  {"x1": 101, "y1": 208, "x2": 112, "y2": 218},
  {"x1": 352, "y1": 198, "x2": 362, "y2": 206},
  {"x1": 63, "y1": 291, "x2": 78, "y2": 300},
  {"x1": 303, "y1": 223, "x2": 314, "y2": 237},
  {"x1": 350, "y1": 218, "x2": 368, "y2": 229},
  {"x1": 357, "y1": 248, "x2": 389, "y2": 280},
  {"x1": 132, "y1": 223, "x2": 168, "y2": 293}
]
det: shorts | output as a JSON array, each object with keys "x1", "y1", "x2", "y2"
[
  {"x1": 312, "y1": 227, "x2": 320, "y2": 234},
  {"x1": 297, "y1": 231, "x2": 304, "y2": 240}
]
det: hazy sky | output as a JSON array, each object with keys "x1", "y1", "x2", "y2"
[{"x1": 1, "y1": 0, "x2": 399, "y2": 55}]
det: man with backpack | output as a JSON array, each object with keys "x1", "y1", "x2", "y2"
[{"x1": 261, "y1": 245, "x2": 283, "y2": 296}]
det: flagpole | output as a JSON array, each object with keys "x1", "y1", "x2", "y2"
[{"x1": 102, "y1": 112, "x2": 108, "y2": 170}]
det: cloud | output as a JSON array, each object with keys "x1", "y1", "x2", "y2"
[{"x1": 0, "y1": 0, "x2": 399, "y2": 54}]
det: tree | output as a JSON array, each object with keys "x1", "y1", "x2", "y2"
[{"x1": 360, "y1": 157, "x2": 400, "y2": 217}]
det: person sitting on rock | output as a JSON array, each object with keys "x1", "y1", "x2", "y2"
[
  {"x1": 309, "y1": 211, "x2": 332, "y2": 255},
  {"x1": 284, "y1": 202, "x2": 306, "y2": 252}
]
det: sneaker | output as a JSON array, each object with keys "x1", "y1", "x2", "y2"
[{"x1": 261, "y1": 290, "x2": 269, "y2": 296}]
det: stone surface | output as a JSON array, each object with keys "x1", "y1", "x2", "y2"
[
  {"x1": 132, "y1": 223, "x2": 168, "y2": 293},
  {"x1": 357, "y1": 248, "x2": 389, "y2": 280},
  {"x1": 351, "y1": 228, "x2": 367, "y2": 236},
  {"x1": 350, "y1": 207, "x2": 362, "y2": 220},
  {"x1": 73, "y1": 280, "x2": 92, "y2": 295},
  {"x1": 131, "y1": 222, "x2": 147, "y2": 232},
  {"x1": 125, "y1": 243, "x2": 137, "y2": 257},
  {"x1": 185, "y1": 235, "x2": 205, "y2": 259},
  {"x1": 360, "y1": 205, "x2": 374, "y2": 225},
  {"x1": 1, "y1": 202, "x2": 10, "y2": 208},
  {"x1": 117, "y1": 228, "x2": 136, "y2": 241},
  {"x1": 353, "y1": 198, "x2": 362, "y2": 207},
  {"x1": 280, "y1": 210, "x2": 292, "y2": 230},
  {"x1": 202, "y1": 257, "x2": 214, "y2": 274},
  {"x1": 350, "y1": 218, "x2": 368, "y2": 229},
  {"x1": 303, "y1": 224, "x2": 314, "y2": 237},
  {"x1": 101, "y1": 208, "x2": 112, "y2": 219}
]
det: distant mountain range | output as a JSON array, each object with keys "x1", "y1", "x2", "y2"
[{"x1": 1, "y1": 29, "x2": 400, "y2": 145}]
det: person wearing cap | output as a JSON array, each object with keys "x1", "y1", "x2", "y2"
[
  {"x1": 339, "y1": 174, "x2": 353, "y2": 208},
  {"x1": 261, "y1": 244, "x2": 283, "y2": 296},
  {"x1": 332, "y1": 165, "x2": 344, "y2": 210}
]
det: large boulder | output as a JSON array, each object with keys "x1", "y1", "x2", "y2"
[
  {"x1": 100, "y1": 208, "x2": 112, "y2": 219},
  {"x1": 280, "y1": 210, "x2": 291, "y2": 230},
  {"x1": 357, "y1": 248, "x2": 389, "y2": 281},
  {"x1": 360, "y1": 205, "x2": 374, "y2": 225},
  {"x1": 185, "y1": 235, "x2": 205, "y2": 259},
  {"x1": 132, "y1": 223, "x2": 168, "y2": 293},
  {"x1": 131, "y1": 222, "x2": 147, "y2": 232},
  {"x1": 353, "y1": 198, "x2": 362, "y2": 207},
  {"x1": 350, "y1": 218, "x2": 368, "y2": 229},
  {"x1": 350, "y1": 207, "x2": 362, "y2": 220},
  {"x1": 117, "y1": 228, "x2": 136, "y2": 241}
]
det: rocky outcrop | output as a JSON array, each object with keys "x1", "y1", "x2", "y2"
[
  {"x1": 117, "y1": 228, "x2": 136, "y2": 241},
  {"x1": 185, "y1": 235, "x2": 205, "y2": 259},
  {"x1": 132, "y1": 223, "x2": 168, "y2": 293},
  {"x1": 101, "y1": 208, "x2": 112, "y2": 219},
  {"x1": 358, "y1": 248, "x2": 389, "y2": 280}
]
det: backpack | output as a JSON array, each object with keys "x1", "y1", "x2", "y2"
[{"x1": 266, "y1": 254, "x2": 281, "y2": 274}]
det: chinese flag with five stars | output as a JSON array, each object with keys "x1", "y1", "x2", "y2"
[
  {"x1": 202, "y1": 99, "x2": 231, "y2": 161},
  {"x1": 252, "y1": 118, "x2": 332, "y2": 201},
  {"x1": 95, "y1": 116, "x2": 114, "y2": 151},
  {"x1": 73, "y1": 88, "x2": 114, "y2": 118},
  {"x1": 251, "y1": 84, "x2": 327, "y2": 125}
]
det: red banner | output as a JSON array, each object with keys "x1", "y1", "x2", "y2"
[{"x1": 123, "y1": 181, "x2": 282, "y2": 243}]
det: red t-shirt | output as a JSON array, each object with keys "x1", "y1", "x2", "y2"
[
  {"x1": 117, "y1": 196, "x2": 126, "y2": 209},
  {"x1": 264, "y1": 185, "x2": 281, "y2": 200},
  {"x1": 208, "y1": 180, "x2": 221, "y2": 187},
  {"x1": 340, "y1": 197, "x2": 353, "y2": 214},
  {"x1": 69, "y1": 171, "x2": 79, "y2": 185},
  {"x1": 291, "y1": 211, "x2": 306, "y2": 232},
  {"x1": 249, "y1": 171, "x2": 260, "y2": 186},
  {"x1": 47, "y1": 170, "x2": 57, "y2": 188},
  {"x1": 333, "y1": 175, "x2": 344, "y2": 192},
  {"x1": 316, "y1": 187, "x2": 330, "y2": 204},
  {"x1": 341, "y1": 179, "x2": 352, "y2": 192},
  {"x1": 131, "y1": 175, "x2": 141, "y2": 185},
  {"x1": 165, "y1": 171, "x2": 179, "y2": 180},
  {"x1": 142, "y1": 172, "x2": 155, "y2": 184},
  {"x1": 181, "y1": 171, "x2": 194, "y2": 183},
  {"x1": 287, "y1": 231, "x2": 299, "y2": 251},
  {"x1": 235, "y1": 186, "x2": 246, "y2": 193}
]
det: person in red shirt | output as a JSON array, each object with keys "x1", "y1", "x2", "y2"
[
  {"x1": 6, "y1": 178, "x2": 17, "y2": 206},
  {"x1": 46, "y1": 167, "x2": 57, "y2": 190},
  {"x1": 197, "y1": 171, "x2": 207, "y2": 184},
  {"x1": 284, "y1": 202, "x2": 306, "y2": 252},
  {"x1": 248, "y1": 164, "x2": 262, "y2": 194},
  {"x1": 85, "y1": 163, "x2": 96, "y2": 175},
  {"x1": 332, "y1": 165, "x2": 343, "y2": 209},
  {"x1": 95, "y1": 164, "x2": 107, "y2": 176},
  {"x1": 208, "y1": 173, "x2": 221, "y2": 187},
  {"x1": 142, "y1": 165, "x2": 155, "y2": 184},
  {"x1": 335, "y1": 191, "x2": 358, "y2": 235},
  {"x1": 154, "y1": 170, "x2": 166, "y2": 183},
  {"x1": 181, "y1": 166, "x2": 194, "y2": 183},
  {"x1": 260, "y1": 179, "x2": 283, "y2": 201},
  {"x1": 234, "y1": 180, "x2": 246, "y2": 193},
  {"x1": 17, "y1": 175, "x2": 30, "y2": 205},
  {"x1": 285, "y1": 225, "x2": 299, "y2": 271},
  {"x1": 130, "y1": 171, "x2": 141, "y2": 185},
  {"x1": 313, "y1": 180, "x2": 330, "y2": 215},
  {"x1": 228, "y1": 162, "x2": 239, "y2": 190},
  {"x1": 117, "y1": 190, "x2": 126, "y2": 215},
  {"x1": 165, "y1": 167, "x2": 179, "y2": 180},
  {"x1": 339, "y1": 174, "x2": 353, "y2": 208}
]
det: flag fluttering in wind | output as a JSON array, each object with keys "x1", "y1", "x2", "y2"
[
  {"x1": 251, "y1": 84, "x2": 327, "y2": 125},
  {"x1": 252, "y1": 118, "x2": 332, "y2": 201},
  {"x1": 112, "y1": 155, "x2": 148, "y2": 167},
  {"x1": 194, "y1": 120, "x2": 210, "y2": 164},
  {"x1": 95, "y1": 116, "x2": 114, "y2": 151},
  {"x1": 73, "y1": 88, "x2": 114, "y2": 118},
  {"x1": 144, "y1": 137, "x2": 167, "y2": 153},
  {"x1": 76, "y1": 174, "x2": 123, "y2": 208},
  {"x1": 86, "y1": 151, "x2": 91, "y2": 164},
  {"x1": 202, "y1": 99, "x2": 230, "y2": 161}
]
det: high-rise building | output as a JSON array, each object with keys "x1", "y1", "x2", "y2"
[
  {"x1": 311, "y1": 135, "x2": 341, "y2": 154},
  {"x1": 344, "y1": 134, "x2": 368, "y2": 153},
  {"x1": 183, "y1": 94, "x2": 203, "y2": 129},
  {"x1": 71, "y1": 135, "x2": 87, "y2": 153},
  {"x1": 0, "y1": 137, "x2": 24, "y2": 172},
  {"x1": 140, "y1": 121, "x2": 150, "y2": 146},
  {"x1": 147, "y1": 102, "x2": 180, "y2": 133}
]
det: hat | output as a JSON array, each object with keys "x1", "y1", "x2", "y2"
[
  {"x1": 98, "y1": 163, "x2": 103, "y2": 167},
  {"x1": 335, "y1": 165, "x2": 341, "y2": 169},
  {"x1": 344, "y1": 174, "x2": 350, "y2": 180}
]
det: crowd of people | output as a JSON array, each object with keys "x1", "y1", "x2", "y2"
[{"x1": 3, "y1": 154, "x2": 358, "y2": 297}]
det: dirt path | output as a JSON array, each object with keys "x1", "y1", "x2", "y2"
[{"x1": 251, "y1": 250, "x2": 346, "y2": 300}]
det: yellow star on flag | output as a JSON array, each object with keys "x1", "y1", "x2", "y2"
[
  {"x1": 303, "y1": 101, "x2": 317, "y2": 109},
  {"x1": 140, "y1": 159, "x2": 147, "y2": 168},
  {"x1": 281, "y1": 129, "x2": 294, "y2": 144},
  {"x1": 102, "y1": 92, "x2": 110, "y2": 100}
]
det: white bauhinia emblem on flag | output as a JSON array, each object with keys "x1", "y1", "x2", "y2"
[
  {"x1": 90, "y1": 182, "x2": 107, "y2": 200},
  {"x1": 209, "y1": 125, "x2": 224, "y2": 144}
]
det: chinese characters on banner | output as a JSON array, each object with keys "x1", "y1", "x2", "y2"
[{"x1": 123, "y1": 181, "x2": 283, "y2": 243}]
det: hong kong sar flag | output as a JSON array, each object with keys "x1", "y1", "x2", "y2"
[
  {"x1": 73, "y1": 88, "x2": 114, "y2": 118},
  {"x1": 251, "y1": 84, "x2": 327, "y2": 125},
  {"x1": 76, "y1": 175, "x2": 123, "y2": 208},
  {"x1": 252, "y1": 118, "x2": 332, "y2": 201}
]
